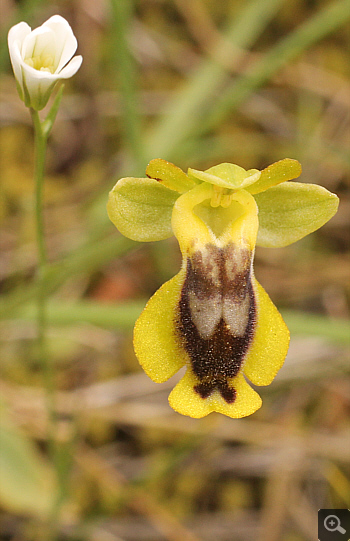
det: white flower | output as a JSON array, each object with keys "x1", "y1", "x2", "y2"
[{"x1": 8, "y1": 15, "x2": 82, "y2": 110}]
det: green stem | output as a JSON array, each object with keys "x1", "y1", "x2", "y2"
[
  {"x1": 31, "y1": 109, "x2": 53, "y2": 404},
  {"x1": 31, "y1": 110, "x2": 48, "y2": 266},
  {"x1": 30, "y1": 108, "x2": 58, "y2": 539}
]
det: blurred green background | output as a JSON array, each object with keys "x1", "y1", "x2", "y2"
[{"x1": 0, "y1": 0, "x2": 349, "y2": 540}]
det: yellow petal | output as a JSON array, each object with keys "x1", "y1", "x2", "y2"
[
  {"x1": 169, "y1": 371, "x2": 262, "y2": 419},
  {"x1": 243, "y1": 277, "x2": 290, "y2": 386},
  {"x1": 187, "y1": 164, "x2": 261, "y2": 190},
  {"x1": 247, "y1": 158, "x2": 302, "y2": 195},
  {"x1": 133, "y1": 270, "x2": 187, "y2": 383},
  {"x1": 146, "y1": 158, "x2": 196, "y2": 193}
]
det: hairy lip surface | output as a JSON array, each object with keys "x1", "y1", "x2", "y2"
[{"x1": 177, "y1": 243, "x2": 256, "y2": 403}]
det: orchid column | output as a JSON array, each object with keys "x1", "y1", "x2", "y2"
[{"x1": 8, "y1": 14, "x2": 82, "y2": 517}]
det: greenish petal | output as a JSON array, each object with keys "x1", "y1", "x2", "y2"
[
  {"x1": 107, "y1": 177, "x2": 179, "y2": 242},
  {"x1": 146, "y1": 158, "x2": 196, "y2": 193},
  {"x1": 255, "y1": 181, "x2": 339, "y2": 247},
  {"x1": 247, "y1": 158, "x2": 301, "y2": 195},
  {"x1": 188, "y1": 163, "x2": 260, "y2": 189}
]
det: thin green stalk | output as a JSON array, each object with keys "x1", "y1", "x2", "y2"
[
  {"x1": 30, "y1": 108, "x2": 59, "y2": 540},
  {"x1": 30, "y1": 109, "x2": 55, "y2": 428},
  {"x1": 31, "y1": 110, "x2": 48, "y2": 266}
]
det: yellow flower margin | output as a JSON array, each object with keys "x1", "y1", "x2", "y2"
[{"x1": 108, "y1": 158, "x2": 339, "y2": 419}]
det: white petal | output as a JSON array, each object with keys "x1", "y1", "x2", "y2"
[
  {"x1": 8, "y1": 21, "x2": 31, "y2": 49},
  {"x1": 21, "y1": 61, "x2": 58, "y2": 108},
  {"x1": 21, "y1": 53, "x2": 82, "y2": 84},
  {"x1": 21, "y1": 26, "x2": 56, "y2": 63},
  {"x1": 8, "y1": 22, "x2": 31, "y2": 91},
  {"x1": 57, "y1": 55, "x2": 82, "y2": 78},
  {"x1": 42, "y1": 15, "x2": 78, "y2": 73},
  {"x1": 21, "y1": 60, "x2": 58, "y2": 81}
]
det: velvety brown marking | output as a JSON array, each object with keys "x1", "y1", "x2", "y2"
[
  {"x1": 189, "y1": 246, "x2": 222, "y2": 291},
  {"x1": 194, "y1": 378, "x2": 237, "y2": 403},
  {"x1": 177, "y1": 243, "x2": 256, "y2": 403}
]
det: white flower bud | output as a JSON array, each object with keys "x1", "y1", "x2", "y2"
[{"x1": 8, "y1": 15, "x2": 82, "y2": 110}]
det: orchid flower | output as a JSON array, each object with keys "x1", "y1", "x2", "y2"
[
  {"x1": 108, "y1": 159, "x2": 339, "y2": 418},
  {"x1": 8, "y1": 15, "x2": 82, "y2": 110}
]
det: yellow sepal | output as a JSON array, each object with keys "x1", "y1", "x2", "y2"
[
  {"x1": 133, "y1": 270, "x2": 187, "y2": 383},
  {"x1": 169, "y1": 371, "x2": 262, "y2": 419},
  {"x1": 243, "y1": 277, "x2": 290, "y2": 385}
]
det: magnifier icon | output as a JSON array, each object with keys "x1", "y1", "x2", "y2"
[{"x1": 324, "y1": 515, "x2": 346, "y2": 534}]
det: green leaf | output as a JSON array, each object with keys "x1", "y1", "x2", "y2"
[
  {"x1": 146, "y1": 158, "x2": 196, "y2": 193},
  {"x1": 247, "y1": 158, "x2": 301, "y2": 194},
  {"x1": 107, "y1": 177, "x2": 179, "y2": 242},
  {"x1": 0, "y1": 417, "x2": 56, "y2": 517},
  {"x1": 188, "y1": 164, "x2": 260, "y2": 189},
  {"x1": 255, "y1": 181, "x2": 339, "y2": 247}
]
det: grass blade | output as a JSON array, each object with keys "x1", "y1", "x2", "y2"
[
  {"x1": 109, "y1": 0, "x2": 146, "y2": 171},
  {"x1": 204, "y1": 0, "x2": 350, "y2": 131},
  {"x1": 8, "y1": 300, "x2": 350, "y2": 343},
  {"x1": 146, "y1": 0, "x2": 286, "y2": 160}
]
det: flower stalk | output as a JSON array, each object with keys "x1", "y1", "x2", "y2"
[
  {"x1": 8, "y1": 14, "x2": 82, "y2": 537},
  {"x1": 29, "y1": 86, "x2": 64, "y2": 462},
  {"x1": 30, "y1": 107, "x2": 55, "y2": 446},
  {"x1": 28, "y1": 105, "x2": 60, "y2": 541}
]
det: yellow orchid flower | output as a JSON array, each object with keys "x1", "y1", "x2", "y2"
[{"x1": 107, "y1": 158, "x2": 339, "y2": 418}]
